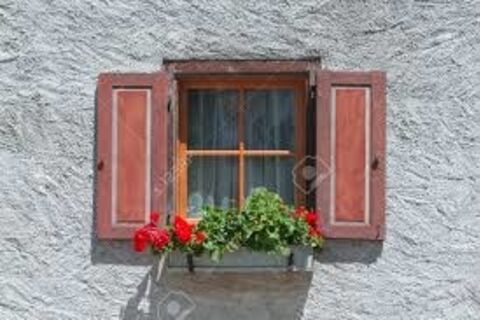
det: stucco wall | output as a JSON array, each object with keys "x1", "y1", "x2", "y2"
[{"x1": 1, "y1": 0, "x2": 480, "y2": 319}]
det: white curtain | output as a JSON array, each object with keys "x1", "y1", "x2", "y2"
[
  {"x1": 188, "y1": 157, "x2": 237, "y2": 218},
  {"x1": 188, "y1": 90, "x2": 237, "y2": 149},
  {"x1": 187, "y1": 89, "x2": 295, "y2": 217},
  {"x1": 245, "y1": 89, "x2": 295, "y2": 150},
  {"x1": 244, "y1": 90, "x2": 295, "y2": 203}
]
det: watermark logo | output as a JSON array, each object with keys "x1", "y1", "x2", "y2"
[
  {"x1": 157, "y1": 291, "x2": 196, "y2": 320},
  {"x1": 292, "y1": 156, "x2": 331, "y2": 195}
]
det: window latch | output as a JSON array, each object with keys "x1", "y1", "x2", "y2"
[
  {"x1": 309, "y1": 86, "x2": 316, "y2": 100},
  {"x1": 371, "y1": 156, "x2": 380, "y2": 170}
]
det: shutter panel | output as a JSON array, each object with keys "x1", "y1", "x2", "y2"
[
  {"x1": 96, "y1": 73, "x2": 169, "y2": 239},
  {"x1": 316, "y1": 71, "x2": 386, "y2": 240}
]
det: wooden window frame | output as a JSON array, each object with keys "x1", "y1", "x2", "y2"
[
  {"x1": 175, "y1": 75, "x2": 308, "y2": 223},
  {"x1": 164, "y1": 58, "x2": 321, "y2": 76}
]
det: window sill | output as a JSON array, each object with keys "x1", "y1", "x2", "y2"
[{"x1": 167, "y1": 246, "x2": 314, "y2": 273}]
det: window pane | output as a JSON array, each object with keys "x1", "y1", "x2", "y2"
[
  {"x1": 188, "y1": 90, "x2": 238, "y2": 149},
  {"x1": 188, "y1": 157, "x2": 237, "y2": 218},
  {"x1": 245, "y1": 89, "x2": 295, "y2": 150},
  {"x1": 246, "y1": 157, "x2": 295, "y2": 204}
]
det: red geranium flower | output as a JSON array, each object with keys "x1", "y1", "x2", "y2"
[
  {"x1": 150, "y1": 212, "x2": 160, "y2": 224},
  {"x1": 150, "y1": 228, "x2": 170, "y2": 250},
  {"x1": 308, "y1": 219, "x2": 324, "y2": 238},
  {"x1": 133, "y1": 223, "x2": 170, "y2": 252},
  {"x1": 294, "y1": 206, "x2": 307, "y2": 218},
  {"x1": 194, "y1": 231, "x2": 207, "y2": 244},
  {"x1": 305, "y1": 211, "x2": 317, "y2": 226},
  {"x1": 174, "y1": 216, "x2": 193, "y2": 244},
  {"x1": 309, "y1": 226, "x2": 321, "y2": 237},
  {"x1": 315, "y1": 212, "x2": 324, "y2": 236},
  {"x1": 133, "y1": 227, "x2": 151, "y2": 252}
]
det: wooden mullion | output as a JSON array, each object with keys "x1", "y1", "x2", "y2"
[
  {"x1": 238, "y1": 88, "x2": 245, "y2": 208},
  {"x1": 177, "y1": 83, "x2": 188, "y2": 218},
  {"x1": 243, "y1": 150, "x2": 295, "y2": 156},
  {"x1": 186, "y1": 150, "x2": 240, "y2": 156},
  {"x1": 295, "y1": 82, "x2": 307, "y2": 207},
  {"x1": 186, "y1": 150, "x2": 295, "y2": 156}
]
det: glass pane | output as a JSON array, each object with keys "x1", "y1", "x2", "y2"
[
  {"x1": 188, "y1": 90, "x2": 238, "y2": 149},
  {"x1": 245, "y1": 89, "x2": 295, "y2": 150},
  {"x1": 188, "y1": 157, "x2": 238, "y2": 218},
  {"x1": 246, "y1": 157, "x2": 295, "y2": 205}
]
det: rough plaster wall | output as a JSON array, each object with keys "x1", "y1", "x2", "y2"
[{"x1": 1, "y1": 0, "x2": 479, "y2": 319}]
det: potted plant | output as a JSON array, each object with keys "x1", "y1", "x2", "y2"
[{"x1": 133, "y1": 189, "x2": 324, "y2": 272}]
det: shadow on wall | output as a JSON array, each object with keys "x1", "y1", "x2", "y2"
[
  {"x1": 117, "y1": 242, "x2": 383, "y2": 320},
  {"x1": 315, "y1": 239, "x2": 383, "y2": 264},
  {"x1": 89, "y1": 238, "x2": 383, "y2": 266},
  {"x1": 91, "y1": 240, "x2": 154, "y2": 265},
  {"x1": 120, "y1": 262, "x2": 313, "y2": 320}
]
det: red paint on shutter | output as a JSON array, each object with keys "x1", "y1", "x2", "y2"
[
  {"x1": 316, "y1": 71, "x2": 386, "y2": 240},
  {"x1": 96, "y1": 73, "x2": 169, "y2": 239},
  {"x1": 116, "y1": 90, "x2": 148, "y2": 223},
  {"x1": 335, "y1": 88, "x2": 366, "y2": 223}
]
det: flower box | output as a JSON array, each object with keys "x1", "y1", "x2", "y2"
[
  {"x1": 167, "y1": 246, "x2": 314, "y2": 272},
  {"x1": 134, "y1": 190, "x2": 324, "y2": 272}
]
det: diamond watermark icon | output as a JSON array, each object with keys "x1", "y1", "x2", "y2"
[
  {"x1": 157, "y1": 291, "x2": 195, "y2": 320},
  {"x1": 292, "y1": 156, "x2": 331, "y2": 195}
]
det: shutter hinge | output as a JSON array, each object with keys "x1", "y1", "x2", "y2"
[
  {"x1": 309, "y1": 86, "x2": 316, "y2": 100},
  {"x1": 167, "y1": 99, "x2": 171, "y2": 112}
]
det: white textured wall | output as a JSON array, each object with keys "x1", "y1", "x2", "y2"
[{"x1": 1, "y1": 0, "x2": 479, "y2": 319}]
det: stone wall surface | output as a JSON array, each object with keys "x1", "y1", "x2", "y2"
[{"x1": 1, "y1": 0, "x2": 479, "y2": 319}]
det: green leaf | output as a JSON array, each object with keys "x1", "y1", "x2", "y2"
[{"x1": 189, "y1": 188, "x2": 324, "y2": 262}]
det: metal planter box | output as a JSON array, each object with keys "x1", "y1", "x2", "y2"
[{"x1": 167, "y1": 246, "x2": 314, "y2": 272}]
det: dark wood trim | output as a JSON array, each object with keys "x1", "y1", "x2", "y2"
[
  {"x1": 370, "y1": 71, "x2": 387, "y2": 240},
  {"x1": 151, "y1": 73, "x2": 170, "y2": 229},
  {"x1": 96, "y1": 73, "x2": 114, "y2": 238},
  {"x1": 238, "y1": 88, "x2": 246, "y2": 208},
  {"x1": 316, "y1": 71, "x2": 332, "y2": 240},
  {"x1": 176, "y1": 75, "x2": 309, "y2": 88},
  {"x1": 164, "y1": 59, "x2": 321, "y2": 78}
]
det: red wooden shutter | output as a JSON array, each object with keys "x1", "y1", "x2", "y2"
[
  {"x1": 316, "y1": 71, "x2": 386, "y2": 240},
  {"x1": 96, "y1": 73, "x2": 169, "y2": 239}
]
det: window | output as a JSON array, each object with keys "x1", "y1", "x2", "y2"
[
  {"x1": 176, "y1": 76, "x2": 307, "y2": 220},
  {"x1": 95, "y1": 60, "x2": 386, "y2": 240}
]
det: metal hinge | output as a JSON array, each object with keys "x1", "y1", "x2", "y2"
[
  {"x1": 309, "y1": 86, "x2": 316, "y2": 100},
  {"x1": 167, "y1": 99, "x2": 171, "y2": 112}
]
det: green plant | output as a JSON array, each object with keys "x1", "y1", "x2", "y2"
[
  {"x1": 242, "y1": 188, "x2": 302, "y2": 255},
  {"x1": 133, "y1": 189, "x2": 325, "y2": 262},
  {"x1": 197, "y1": 188, "x2": 324, "y2": 261},
  {"x1": 196, "y1": 206, "x2": 245, "y2": 261}
]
